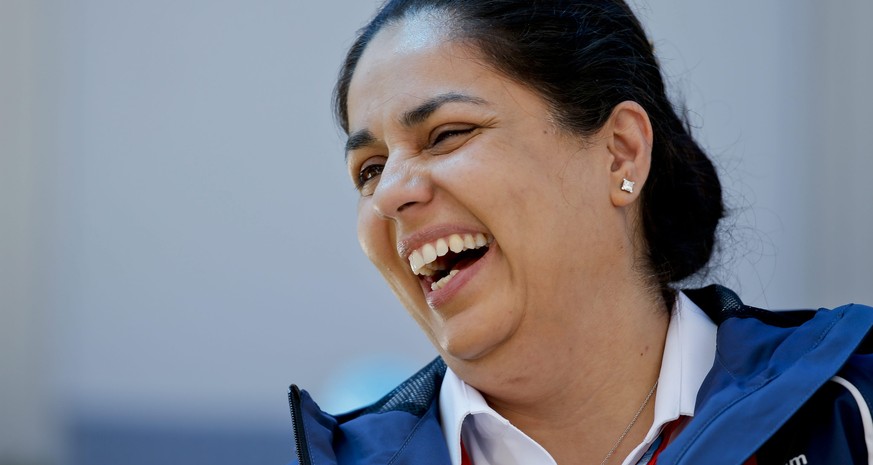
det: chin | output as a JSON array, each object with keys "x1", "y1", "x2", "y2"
[
  {"x1": 439, "y1": 335, "x2": 495, "y2": 362},
  {"x1": 435, "y1": 310, "x2": 516, "y2": 363}
]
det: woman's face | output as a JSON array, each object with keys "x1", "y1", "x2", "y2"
[{"x1": 345, "y1": 17, "x2": 639, "y2": 365}]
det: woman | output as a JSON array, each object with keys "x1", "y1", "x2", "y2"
[{"x1": 290, "y1": 1, "x2": 873, "y2": 464}]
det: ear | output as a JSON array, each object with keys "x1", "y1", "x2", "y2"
[{"x1": 605, "y1": 101, "x2": 653, "y2": 208}]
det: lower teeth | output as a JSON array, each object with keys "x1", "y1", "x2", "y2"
[{"x1": 431, "y1": 269, "x2": 460, "y2": 291}]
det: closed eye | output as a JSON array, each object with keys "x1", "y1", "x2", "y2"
[{"x1": 429, "y1": 126, "x2": 476, "y2": 148}]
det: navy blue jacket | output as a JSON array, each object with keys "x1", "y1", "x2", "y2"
[{"x1": 289, "y1": 286, "x2": 873, "y2": 464}]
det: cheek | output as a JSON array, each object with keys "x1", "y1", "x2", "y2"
[
  {"x1": 357, "y1": 204, "x2": 431, "y2": 328},
  {"x1": 357, "y1": 204, "x2": 413, "y2": 293},
  {"x1": 356, "y1": 204, "x2": 387, "y2": 264}
]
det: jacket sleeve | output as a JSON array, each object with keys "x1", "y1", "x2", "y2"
[{"x1": 754, "y1": 353, "x2": 873, "y2": 465}]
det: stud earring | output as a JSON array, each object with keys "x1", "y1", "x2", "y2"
[{"x1": 621, "y1": 178, "x2": 635, "y2": 193}]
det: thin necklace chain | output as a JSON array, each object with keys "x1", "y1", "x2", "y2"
[{"x1": 599, "y1": 379, "x2": 659, "y2": 465}]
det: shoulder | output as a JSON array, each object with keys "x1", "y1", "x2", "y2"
[
  {"x1": 685, "y1": 286, "x2": 873, "y2": 363},
  {"x1": 662, "y1": 285, "x2": 873, "y2": 465}
]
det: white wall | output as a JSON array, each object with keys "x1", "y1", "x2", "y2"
[
  {"x1": 0, "y1": 1, "x2": 59, "y2": 462},
  {"x1": 810, "y1": 1, "x2": 873, "y2": 306},
  {"x1": 1, "y1": 1, "x2": 871, "y2": 463},
  {"x1": 638, "y1": 0, "x2": 872, "y2": 309}
]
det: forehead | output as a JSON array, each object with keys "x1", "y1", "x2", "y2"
[
  {"x1": 346, "y1": 15, "x2": 492, "y2": 130},
  {"x1": 378, "y1": 11, "x2": 454, "y2": 56}
]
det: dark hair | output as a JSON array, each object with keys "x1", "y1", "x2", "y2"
[{"x1": 334, "y1": 0, "x2": 724, "y2": 294}]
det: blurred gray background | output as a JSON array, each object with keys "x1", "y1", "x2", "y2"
[{"x1": 1, "y1": 1, "x2": 871, "y2": 464}]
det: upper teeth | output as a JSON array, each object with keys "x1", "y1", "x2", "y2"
[{"x1": 408, "y1": 232, "x2": 489, "y2": 276}]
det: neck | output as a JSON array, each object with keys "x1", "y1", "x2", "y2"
[{"x1": 447, "y1": 284, "x2": 670, "y2": 465}]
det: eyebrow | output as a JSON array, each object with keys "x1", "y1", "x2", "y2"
[
  {"x1": 399, "y1": 92, "x2": 487, "y2": 128},
  {"x1": 344, "y1": 92, "x2": 488, "y2": 157},
  {"x1": 345, "y1": 129, "x2": 376, "y2": 153}
]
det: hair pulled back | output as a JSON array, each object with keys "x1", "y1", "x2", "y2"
[{"x1": 335, "y1": 0, "x2": 724, "y2": 292}]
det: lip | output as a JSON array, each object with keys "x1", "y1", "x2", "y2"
[{"x1": 423, "y1": 240, "x2": 496, "y2": 309}]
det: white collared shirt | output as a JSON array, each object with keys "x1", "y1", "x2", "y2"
[{"x1": 438, "y1": 292, "x2": 718, "y2": 465}]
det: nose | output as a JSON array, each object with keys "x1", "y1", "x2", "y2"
[{"x1": 371, "y1": 156, "x2": 432, "y2": 220}]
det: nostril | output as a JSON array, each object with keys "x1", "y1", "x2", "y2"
[{"x1": 396, "y1": 201, "x2": 417, "y2": 213}]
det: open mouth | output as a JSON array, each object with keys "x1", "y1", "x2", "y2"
[{"x1": 408, "y1": 233, "x2": 492, "y2": 291}]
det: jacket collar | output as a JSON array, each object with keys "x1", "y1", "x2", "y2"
[{"x1": 291, "y1": 359, "x2": 449, "y2": 465}]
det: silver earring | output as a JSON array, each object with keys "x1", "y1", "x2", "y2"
[{"x1": 621, "y1": 178, "x2": 635, "y2": 193}]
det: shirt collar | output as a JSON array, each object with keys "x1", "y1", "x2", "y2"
[
  {"x1": 626, "y1": 291, "x2": 717, "y2": 464},
  {"x1": 439, "y1": 367, "x2": 506, "y2": 465},
  {"x1": 438, "y1": 291, "x2": 718, "y2": 465},
  {"x1": 654, "y1": 291, "x2": 718, "y2": 423},
  {"x1": 440, "y1": 367, "x2": 558, "y2": 465}
]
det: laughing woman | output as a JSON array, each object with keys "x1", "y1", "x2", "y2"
[{"x1": 289, "y1": 1, "x2": 873, "y2": 464}]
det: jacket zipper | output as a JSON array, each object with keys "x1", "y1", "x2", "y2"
[{"x1": 289, "y1": 384, "x2": 313, "y2": 465}]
